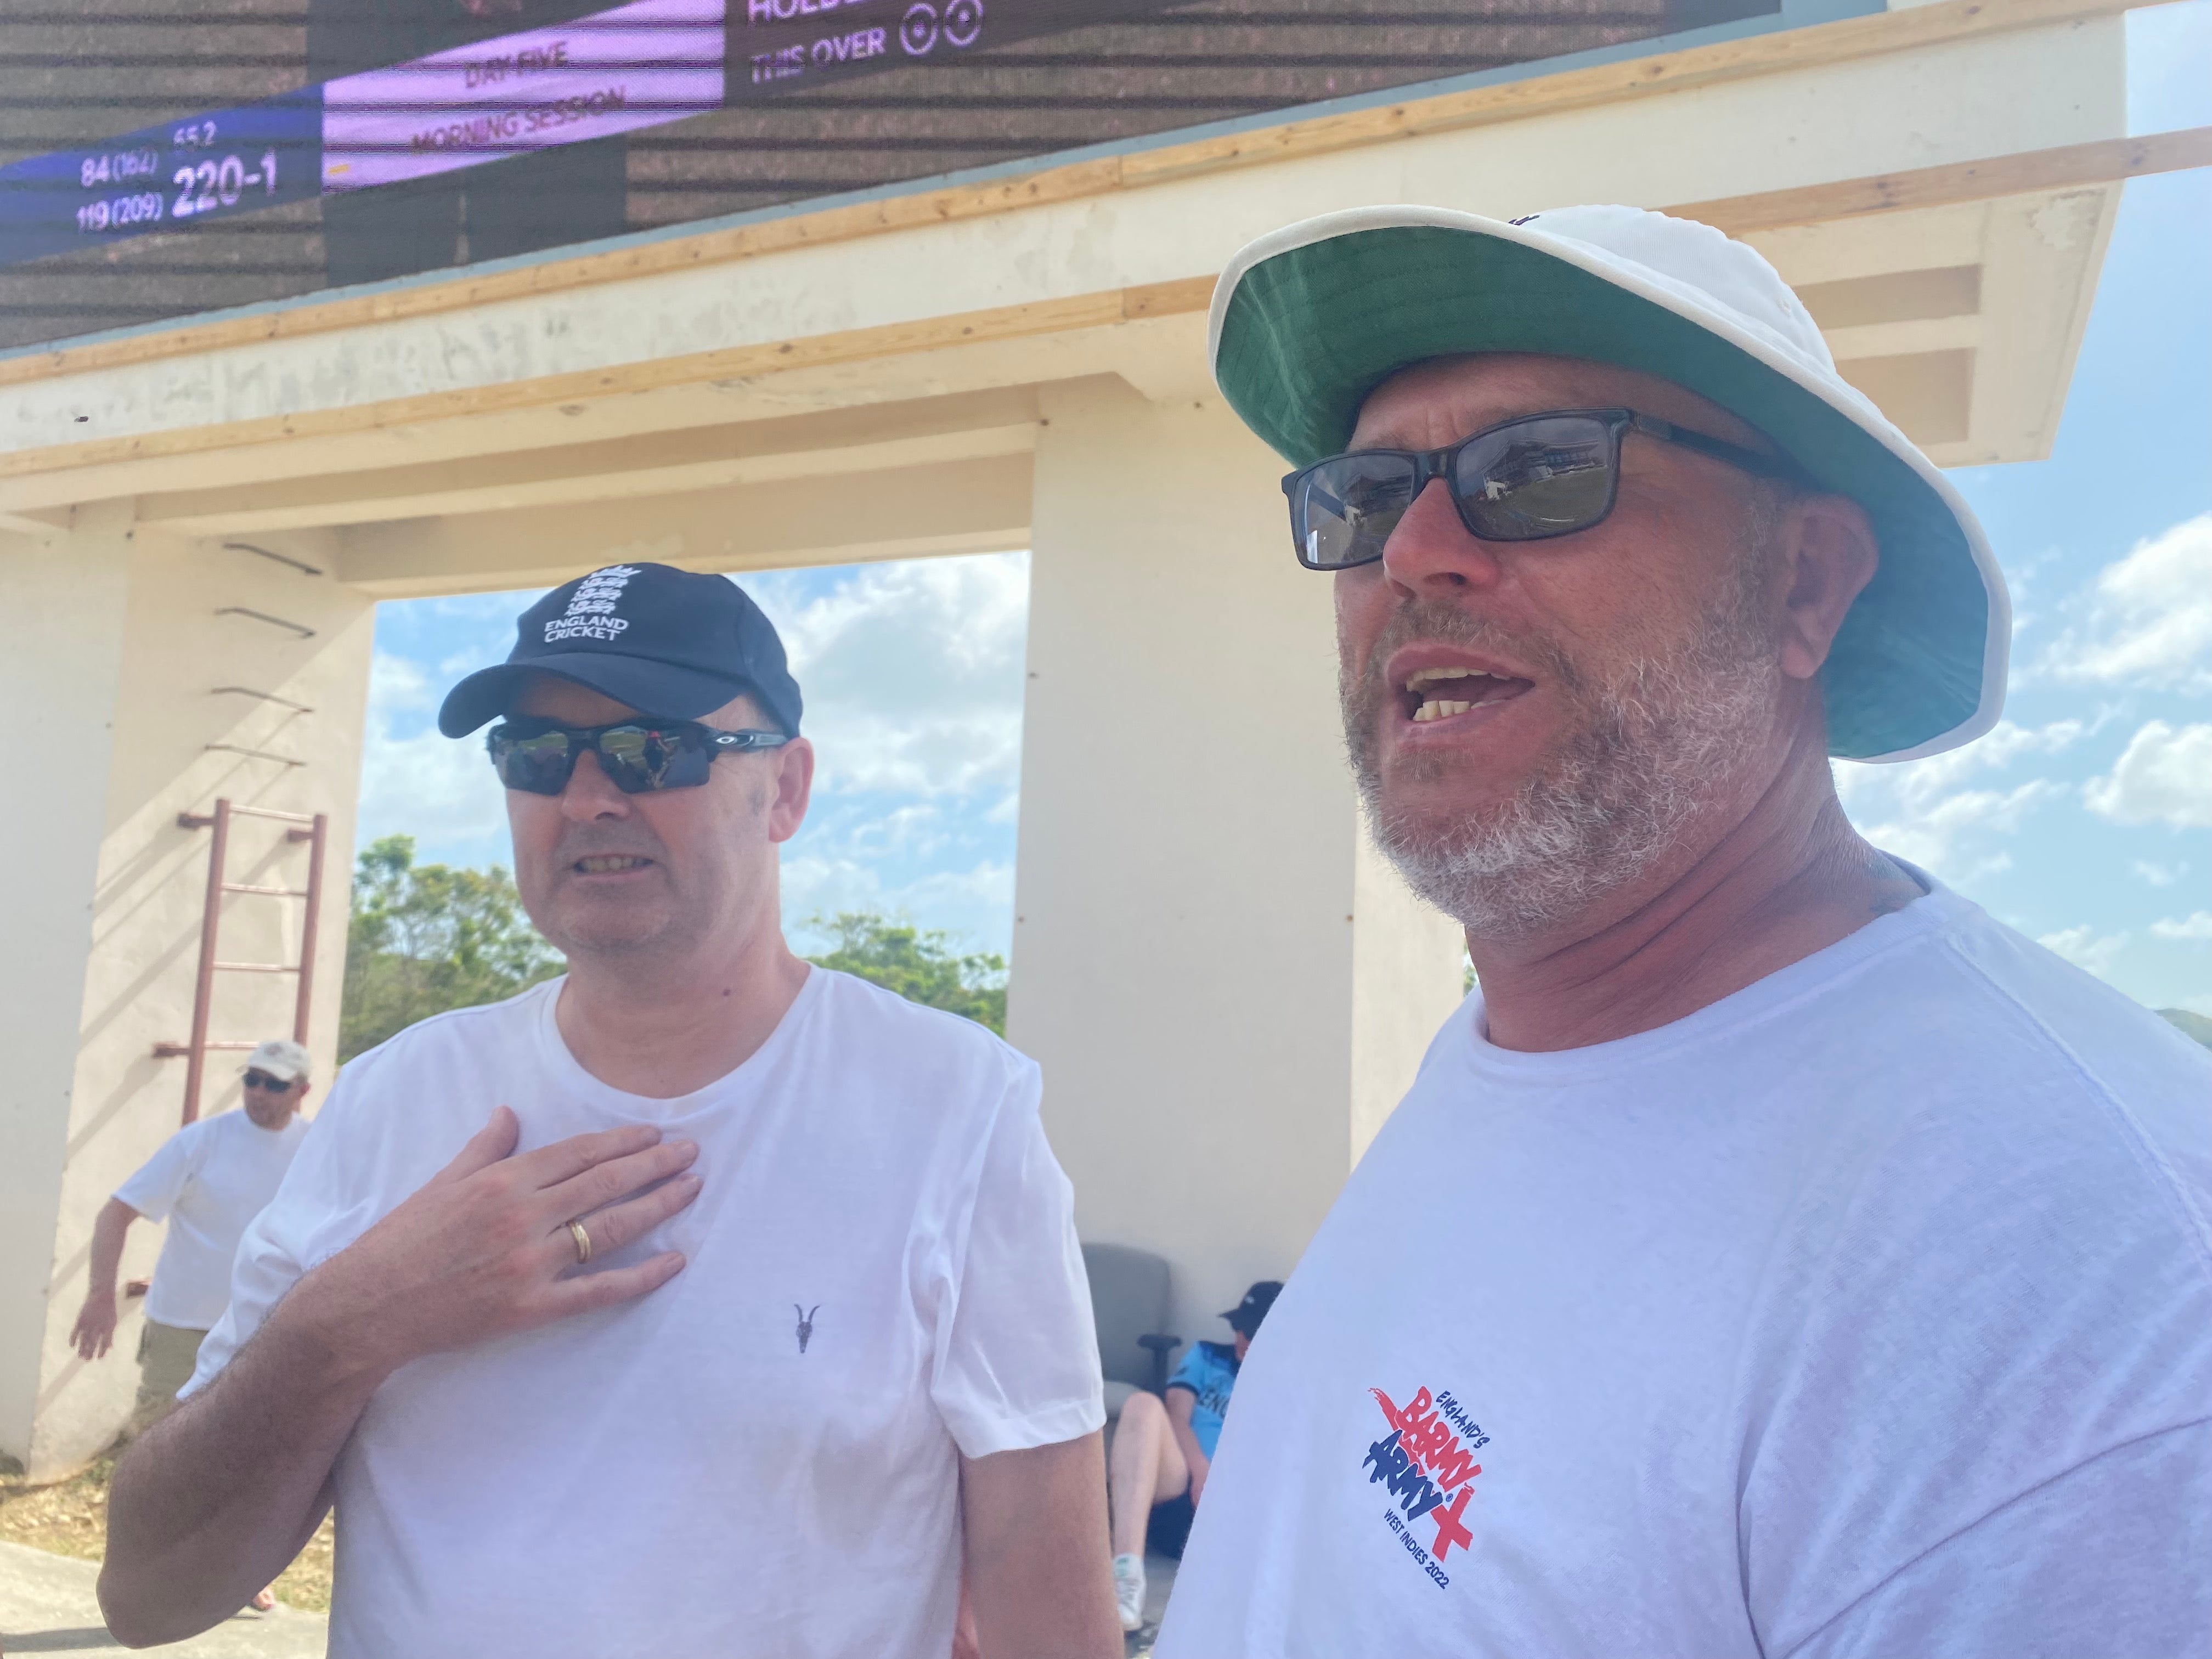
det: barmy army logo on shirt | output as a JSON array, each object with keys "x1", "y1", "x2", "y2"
[{"x1": 1362, "y1": 1384, "x2": 1490, "y2": 1590}]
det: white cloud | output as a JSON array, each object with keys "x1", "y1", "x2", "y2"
[
  {"x1": 2038, "y1": 926, "x2": 2129, "y2": 977},
  {"x1": 1837, "y1": 718, "x2": 2082, "y2": 876},
  {"x1": 780, "y1": 852, "x2": 1016, "y2": 956},
  {"x1": 1864, "y1": 718, "x2": 2084, "y2": 809},
  {"x1": 2151, "y1": 912, "x2": 2212, "y2": 941},
  {"x1": 2134, "y1": 859, "x2": 2188, "y2": 887},
  {"x1": 368, "y1": 649, "x2": 435, "y2": 719},
  {"x1": 748, "y1": 554, "x2": 1029, "y2": 798},
  {"x1": 356, "y1": 648, "x2": 511, "y2": 855},
  {"x1": 2040, "y1": 512, "x2": 2212, "y2": 692},
  {"x1": 1850, "y1": 777, "x2": 2063, "y2": 876},
  {"x1": 2083, "y1": 720, "x2": 2212, "y2": 828}
]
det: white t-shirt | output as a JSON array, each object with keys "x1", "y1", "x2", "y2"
[
  {"x1": 1159, "y1": 880, "x2": 2212, "y2": 1659},
  {"x1": 186, "y1": 968, "x2": 1104, "y2": 1659},
  {"x1": 114, "y1": 1107, "x2": 308, "y2": 1330}
]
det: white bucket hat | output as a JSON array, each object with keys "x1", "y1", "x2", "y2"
[{"x1": 1207, "y1": 204, "x2": 2008, "y2": 762}]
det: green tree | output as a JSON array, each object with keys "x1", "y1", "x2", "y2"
[
  {"x1": 340, "y1": 836, "x2": 565, "y2": 1061},
  {"x1": 803, "y1": 912, "x2": 1007, "y2": 1035}
]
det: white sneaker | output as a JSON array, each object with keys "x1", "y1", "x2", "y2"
[{"x1": 1111, "y1": 1552, "x2": 1147, "y2": 1632}]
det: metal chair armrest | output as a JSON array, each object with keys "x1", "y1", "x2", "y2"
[{"x1": 1136, "y1": 1332, "x2": 1183, "y2": 1395}]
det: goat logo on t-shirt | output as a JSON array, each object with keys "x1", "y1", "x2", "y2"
[
  {"x1": 1362, "y1": 1384, "x2": 1489, "y2": 1589},
  {"x1": 794, "y1": 1304, "x2": 819, "y2": 1353}
]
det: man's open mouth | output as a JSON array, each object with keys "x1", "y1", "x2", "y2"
[
  {"x1": 573, "y1": 855, "x2": 654, "y2": 874},
  {"x1": 1398, "y1": 664, "x2": 1535, "y2": 725}
]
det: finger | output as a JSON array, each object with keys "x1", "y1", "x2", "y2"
[
  {"x1": 511, "y1": 1122, "x2": 667, "y2": 1191},
  {"x1": 546, "y1": 1171, "x2": 702, "y2": 1265},
  {"x1": 538, "y1": 1138, "x2": 699, "y2": 1222},
  {"x1": 552, "y1": 1251, "x2": 687, "y2": 1314},
  {"x1": 430, "y1": 1107, "x2": 520, "y2": 1186}
]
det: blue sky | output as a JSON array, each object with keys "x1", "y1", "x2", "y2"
[{"x1": 358, "y1": 2, "x2": 2212, "y2": 1009}]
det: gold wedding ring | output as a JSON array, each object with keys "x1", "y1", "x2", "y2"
[{"x1": 567, "y1": 1218, "x2": 594, "y2": 1265}]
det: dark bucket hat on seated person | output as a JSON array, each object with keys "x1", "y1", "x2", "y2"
[
  {"x1": 438, "y1": 562, "x2": 803, "y2": 738},
  {"x1": 1207, "y1": 204, "x2": 2009, "y2": 764}
]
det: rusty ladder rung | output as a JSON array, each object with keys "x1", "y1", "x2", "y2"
[
  {"x1": 179, "y1": 805, "x2": 315, "y2": 828},
  {"x1": 157, "y1": 797, "x2": 331, "y2": 1124}
]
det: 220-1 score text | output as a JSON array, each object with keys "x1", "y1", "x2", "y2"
[{"x1": 73, "y1": 148, "x2": 284, "y2": 234}]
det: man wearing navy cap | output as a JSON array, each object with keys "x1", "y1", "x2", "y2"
[
  {"x1": 1106, "y1": 1280, "x2": 1279, "y2": 1632},
  {"x1": 1155, "y1": 208, "x2": 2212, "y2": 1656},
  {"x1": 103, "y1": 565, "x2": 1119, "y2": 1659}
]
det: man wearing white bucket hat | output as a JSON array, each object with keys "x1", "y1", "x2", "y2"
[{"x1": 1156, "y1": 207, "x2": 2212, "y2": 1657}]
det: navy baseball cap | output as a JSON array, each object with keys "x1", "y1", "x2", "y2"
[
  {"x1": 437, "y1": 563, "x2": 803, "y2": 738},
  {"x1": 1222, "y1": 1281, "x2": 1283, "y2": 1335}
]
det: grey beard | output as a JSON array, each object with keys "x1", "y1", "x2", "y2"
[{"x1": 1346, "y1": 595, "x2": 1779, "y2": 941}]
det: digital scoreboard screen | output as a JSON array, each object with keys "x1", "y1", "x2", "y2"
[
  {"x1": 319, "y1": 0, "x2": 726, "y2": 194},
  {"x1": 0, "y1": 0, "x2": 1778, "y2": 351}
]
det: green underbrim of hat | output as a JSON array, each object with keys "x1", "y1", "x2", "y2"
[{"x1": 1214, "y1": 226, "x2": 1990, "y2": 761}]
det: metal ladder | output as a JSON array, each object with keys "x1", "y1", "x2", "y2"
[{"x1": 154, "y1": 799, "x2": 331, "y2": 1125}]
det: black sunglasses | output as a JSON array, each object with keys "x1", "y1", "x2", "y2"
[
  {"x1": 486, "y1": 717, "x2": 790, "y2": 796},
  {"x1": 1282, "y1": 407, "x2": 1804, "y2": 571},
  {"x1": 241, "y1": 1070, "x2": 294, "y2": 1091}
]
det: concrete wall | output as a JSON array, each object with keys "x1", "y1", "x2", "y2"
[
  {"x1": 1009, "y1": 381, "x2": 1465, "y2": 1345},
  {"x1": 0, "y1": 507, "x2": 137, "y2": 1478},
  {"x1": 0, "y1": 524, "x2": 371, "y2": 1477}
]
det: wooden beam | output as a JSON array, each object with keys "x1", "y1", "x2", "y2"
[
  {"x1": 136, "y1": 388, "x2": 1041, "y2": 533},
  {"x1": 0, "y1": 283, "x2": 1193, "y2": 482},
  {"x1": 0, "y1": 0, "x2": 2141, "y2": 394},
  {"x1": 334, "y1": 450, "x2": 1033, "y2": 597},
  {"x1": 5, "y1": 120, "x2": 2202, "y2": 490},
  {"x1": 1672, "y1": 125, "x2": 2212, "y2": 234}
]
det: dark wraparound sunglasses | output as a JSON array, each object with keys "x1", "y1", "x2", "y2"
[
  {"x1": 1282, "y1": 407, "x2": 1804, "y2": 571},
  {"x1": 242, "y1": 1070, "x2": 294, "y2": 1091},
  {"x1": 487, "y1": 717, "x2": 789, "y2": 796}
]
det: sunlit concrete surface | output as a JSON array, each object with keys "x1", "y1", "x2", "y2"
[{"x1": 0, "y1": 1541, "x2": 326, "y2": 1657}]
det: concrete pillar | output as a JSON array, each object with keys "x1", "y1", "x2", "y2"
[
  {"x1": 0, "y1": 505, "x2": 136, "y2": 1478},
  {"x1": 1009, "y1": 380, "x2": 1464, "y2": 1348},
  {"x1": 0, "y1": 522, "x2": 374, "y2": 1477}
]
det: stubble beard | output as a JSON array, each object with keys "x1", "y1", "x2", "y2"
[
  {"x1": 525, "y1": 776, "x2": 772, "y2": 964},
  {"x1": 1345, "y1": 570, "x2": 1781, "y2": 943}
]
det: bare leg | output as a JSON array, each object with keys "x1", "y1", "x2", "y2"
[{"x1": 1108, "y1": 1392, "x2": 1189, "y2": 1560}]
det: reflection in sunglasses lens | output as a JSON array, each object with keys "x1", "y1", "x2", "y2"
[
  {"x1": 1302, "y1": 455, "x2": 1417, "y2": 567},
  {"x1": 498, "y1": 731, "x2": 576, "y2": 794},
  {"x1": 1459, "y1": 419, "x2": 1615, "y2": 538},
  {"x1": 491, "y1": 723, "x2": 725, "y2": 794}
]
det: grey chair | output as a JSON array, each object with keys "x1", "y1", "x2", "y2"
[{"x1": 1082, "y1": 1242, "x2": 1183, "y2": 1421}]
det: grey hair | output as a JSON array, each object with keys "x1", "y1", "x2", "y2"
[{"x1": 1350, "y1": 488, "x2": 1796, "y2": 941}]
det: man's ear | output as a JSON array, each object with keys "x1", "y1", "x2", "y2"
[
  {"x1": 766, "y1": 737, "x2": 815, "y2": 844},
  {"x1": 1774, "y1": 494, "x2": 1879, "y2": 682}
]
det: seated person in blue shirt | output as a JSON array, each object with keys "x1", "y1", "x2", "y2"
[{"x1": 1108, "y1": 1281, "x2": 1280, "y2": 1631}]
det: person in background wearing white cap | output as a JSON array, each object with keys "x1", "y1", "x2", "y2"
[
  {"x1": 1154, "y1": 207, "x2": 2212, "y2": 1657},
  {"x1": 70, "y1": 1038, "x2": 313, "y2": 1446},
  {"x1": 72, "y1": 1040, "x2": 312, "y2": 1612},
  {"x1": 100, "y1": 565, "x2": 1116, "y2": 1659}
]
